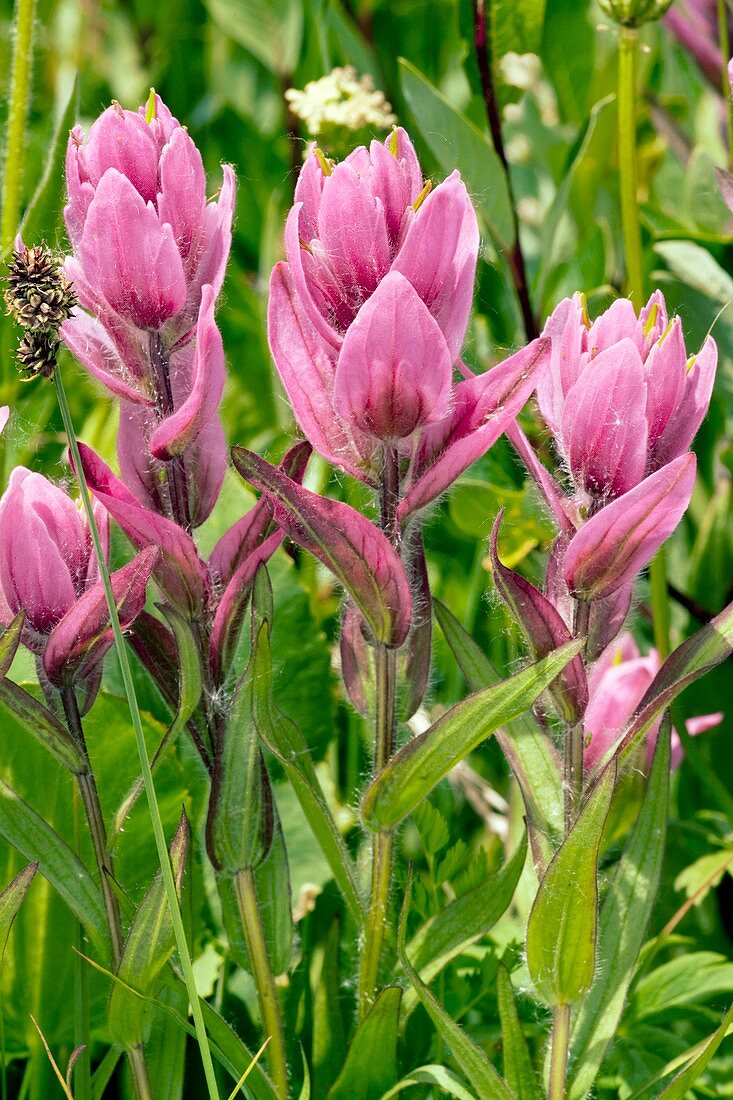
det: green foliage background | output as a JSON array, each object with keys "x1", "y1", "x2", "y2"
[{"x1": 1, "y1": 0, "x2": 733, "y2": 1096}]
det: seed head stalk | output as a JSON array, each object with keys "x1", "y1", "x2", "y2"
[{"x1": 52, "y1": 364, "x2": 220, "y2": 1100}]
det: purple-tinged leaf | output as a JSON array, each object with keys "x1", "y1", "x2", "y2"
[
  {"x1": 490, "y1": 513, "x2": 587, "y2": 723},
  {"x1": 403, "y1": 532, "x2": 432, "y2": 720},
  {"x1": 563, "y1": 454, "x2": 696, "y2": 600},
  {"x1": 77, "y1": 443, "x2": 210, "y2": 616},
  {"x1": 340, "y1": 601, "x2": 372, "y2": 717},
  {"x1": 44, "y1": 547, "x2": 158, "y2": 685},
  {"x1": 231, "y1": 448, "x2": 412, "y2": 647}
]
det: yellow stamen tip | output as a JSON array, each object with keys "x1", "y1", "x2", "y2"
[
  {"x1": 314, "y1": 147, "x2": 333, "y2": 176},
  {"x1": 145, "y1": 88, "x2": 157, "y2": 124},
  {"x1": 412, "y1": 179, "x2": 432, "y2": 212}
]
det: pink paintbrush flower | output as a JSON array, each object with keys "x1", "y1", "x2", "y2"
[
  {"x1": 269, "y1": 129, "x2": 550, "y2": 514},
  {"x1": 584, "y1": 634, "x2": 723, "y2": 771},
  {"x1": 61, "y1": 94, "x2": 234, "y2": 527}
]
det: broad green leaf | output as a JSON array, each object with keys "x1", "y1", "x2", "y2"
[
  {"x1": 405, "y1": 833, "x2": 527, "y2": 996},
  {"x1": 398, "y1": 58, "x2": 515, "y2": 248},
  {"x1": 112, "y1": 606, "x2": 203, "y2": 842},
  {"x1": 434, "y1": 599, "x2": 563, "y2": 851},
  {"x1": 490, "y1": 0, "x2": 546, "y2": 59},
  {"x1": 328, "y1": 987, "x2": 401, "y2": 1100},
  {"x1": 251, "y1": 614, "x2": 364, "y2": 924},
  {"x1": 534, "y1": 95, "x2": 614, "y2": 307},
  {"x1": 615, "y1": 599, "x2": 733, "y2": 766},
  {"x1": 380, "y1": 1065, "x2": 475, "y2": 1100},
  {"x1": 108, "y1": 810, "x2": 189, "y2": 1049},
  {"x1": 0, "y1": 777, "x2": 107, "y2": 952},
  {"x1": 0, "y1": 862, "x2": 37, "y2": 967},
  {"x1": 0, "y1": 677, "x2": 85, "y2": 774},
  {"x1": 629, "y1": 951, "x2": 733, "y2": 1020},
  {"x1": 312, "y1": 921, "x2": 346, "y2": 1097},
  {"x1": 497, "y1": 965, "x2": 542, "y2": 1100},
  {"x1": 526, "y1": 765, "x2": 615, "y2": 1006},
  {"x1": 145, "y1": 980, "x2": 188, "y2": 1100},
  {"x1": 206, "y1": 0, "x2": 302, "y2": 74},
  {"x1": 568, "y1": 723, "x2": 670, "y2": 1098},
  {"x1": 362, "y1": 640, "x2": 582, "y2": 831},
  {"x1": 397, "y1": 883, "x2": 513, "y2": 1100}
]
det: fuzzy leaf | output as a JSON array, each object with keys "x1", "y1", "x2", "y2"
[
  {"x1": 497, "y1": 965, "x2": 543, "y2": 1100},
  {"x1": 362, "y1": 640, "x2": 582, "y2": 831},
  {"x1": 526, "y1": 764, "x2": 616, "y2": 1006},
  {"x1": 328, "y1": 987, "x2": 402, "y2": 1100}
]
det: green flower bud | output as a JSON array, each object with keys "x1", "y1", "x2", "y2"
[{"x1": 597, "y1": 0, "x2": 674, "y2": 27}]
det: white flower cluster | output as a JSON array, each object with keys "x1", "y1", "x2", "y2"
[{"x1": 285, "y1": 66, "x2": 396, "y2": 139}]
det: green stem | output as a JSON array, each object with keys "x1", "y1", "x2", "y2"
[
  {"x1": 72, "y1": 786, "x2": 92, "y2": 1100},
  {"x1": 719, "y1": 0, "x2": 733, "y2": 170},
  {"x1": 548, "y1": 1003, "x2": 571, "y2": 1100},
  {"x1": 618, "y1": 25, "x2": 644, "y2": 304},
  {"x1": 234, "y1": 869, "x2": 288, "y2": 1099},
  {"x1": 61, "y1": 688, "x2": 153, "y2": 1100},
  {"x1": 649, "y1": 545, "x2": 672, "y2": 659},
  {"x1": 53, "y1": 367, "x2": 220, "y2": 1100},
  {"x1": 1, "y1": 0, "x2": 36, "y2": 253}
]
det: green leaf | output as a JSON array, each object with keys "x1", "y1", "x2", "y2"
[
  {"x1": 206, "y1": 0, "x2": 302, "y2": 74},
  {"x1": 219, "y1": 805, "x2": 293, "y2": 977},
  {"x1": 362, "y1": 640, "x2": 581, "y2": 832},
  {"x1": 397, "y1": 882, "x2": 513, "y2": 1100},
  {"x1": 616, "y1": 599, "x2": 733, "y2": 766},
  {"x1": 250, "y1": 611, "x2": 364, "y2": 924},
  {"x1": 0, "y1": 861, "x2": 37, "y2": 968},
  {"x1": 497, "y1": 965, "x2": 542, "y2": 1100},
  {"x1": 108, "y1": 810, "x2": 189, "y2": 1049},
  {"x1": 526, "y1": 764, "x2": 616, "y2": 1006},
  {"x1": 398, "y1": 58, "x2": 515, "y2": 248},
  {"x1": 630, "y1": 952, "x2": 733, "y2": 1020},
  {"x1": 568, "y1": 723, "x2": 670, "y2": 1098},
  {"x1": 19, "y1": 78, "x2": 78, "y2": 242},
  {"x1": 312, "y1": 921, "x2": 346, "y2": 1097},
  {"x1": 657, "y1": 1004, "x2": 733, "y2": 1099},
  {"x1": 207, "y1": 636, "x2": 273, "y2": 875},
  {"x1": 0, "y1": 777, "x2": 107, "y2": 952},
  {"x1": 0, "y1": 610, "x2": 24, "y2": 679},
  {"x1": 0, "y1": 677, "x2": 85, "y2": 773},
  {"x1": 434, "y1": 599, "x2": 563, "y2": 853},
  {"x1": 405, "y1": 833, "x2": 527, "y2": 993},
  {"x1": 490, "y1": 0, "x2": 546, "y2": 58},
  {"x1": 534, "y1": 95, "x2": 614, "y2": 307},
  {"x1": 112, "y1": 606, "x2": 203, "y2": 842},
  {"x1": 328, "y1": 987, "x2": 401, "y2": 1100},
  {"x1": 380, "y1": 1065, "x2": 476, "y2": 1100}
]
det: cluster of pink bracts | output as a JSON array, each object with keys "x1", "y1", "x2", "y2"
[{"x1": 0, "y1": 94, "x2": 722, "y2": 765}]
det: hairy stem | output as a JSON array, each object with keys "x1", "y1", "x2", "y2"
[
  {"x1": 472, "y1": 0, "x2": 538, "y2": 340},
  {"x1": 548, "y1": 1003, "x2": 571, "y2": 1100},
  {"x1": 234, "y1": 868, "x2": 288, "y2": 1099},
  {"x1": 1, "y1": 0, "x2": 36, "y2": 253},
  {"x1": 148, "y1": 332, "x2": 192, "y2": 534},
  {"x1": 359, "y1": 446, "x2": 400, "y2": 1018},
  {"x1": 60, "y1": 687, "x2": 152, "y2": 1100},
  {"x1": 53, "y1": 367, "x2": 221, "y2": 1100}
]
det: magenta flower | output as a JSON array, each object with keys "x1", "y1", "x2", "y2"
[
  {"x1": 584, "y1": 634, "x2": 723, "y2": 772},
  {"x1": 269, "y1": 129, "x2": 549, "y2": 513},
  {"x1": 61, "y1": 94, "x2": 235, "y2": 527},
  {"x1": 539, "y1": 292, "x2": 716, "y2": 503},
  {"x1": 664, "y1": 0, "x2": 724, "y2": 87},
  {"x1": 0, "y1": 468, "x2": 109, "y2": 652}
]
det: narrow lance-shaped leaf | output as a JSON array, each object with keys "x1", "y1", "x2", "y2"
[
  {"x1": 0, "y1": 777, "x2": 107, "y2": 951},
  {"x1": 497, "y1": 964, "x2": 543, "y2": 1100},
  {"x1": 490, "y1": 511, "x2": 588, "y2": 723},
  {"x1": 0, "y1": 614, "x2": 85, "y2": 772},
  {"x1": 108, "y1": 809, "x2": 190, "y2": 1049},
  {"x1": 0, "y1": 862, "x2": 38, "y2": 967},
  {"x1": 231, "y1": 447, "x2": 412, "y2": 648},
  {"x1": 647, "y1": 1004, "x2": 733, "y2": 1100},
  {"x1": 434, "y1": 599, "x2": 563, "y2": 859},
  {"x1": 526, "y1": 764, "x2": 616, "y2": 1006},
  {"x1": 112, "y1": 605, "x2": 203, "y2": 843},
  {"x1": 568, "y1": 721, "x2": 671, "y2": 1099},
  {"x1": 397, "y1": 878, "x2": 514, "y2": 1100},
  {"x1": 328, "y1": 987, "x2": 402, "y2": 1100},
  {"x1": 614, "y1": 597, "x2": 733, "y2": 766},
  {"x1": 362, "y1": 640, "x2": 582, "y2": 832}
]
